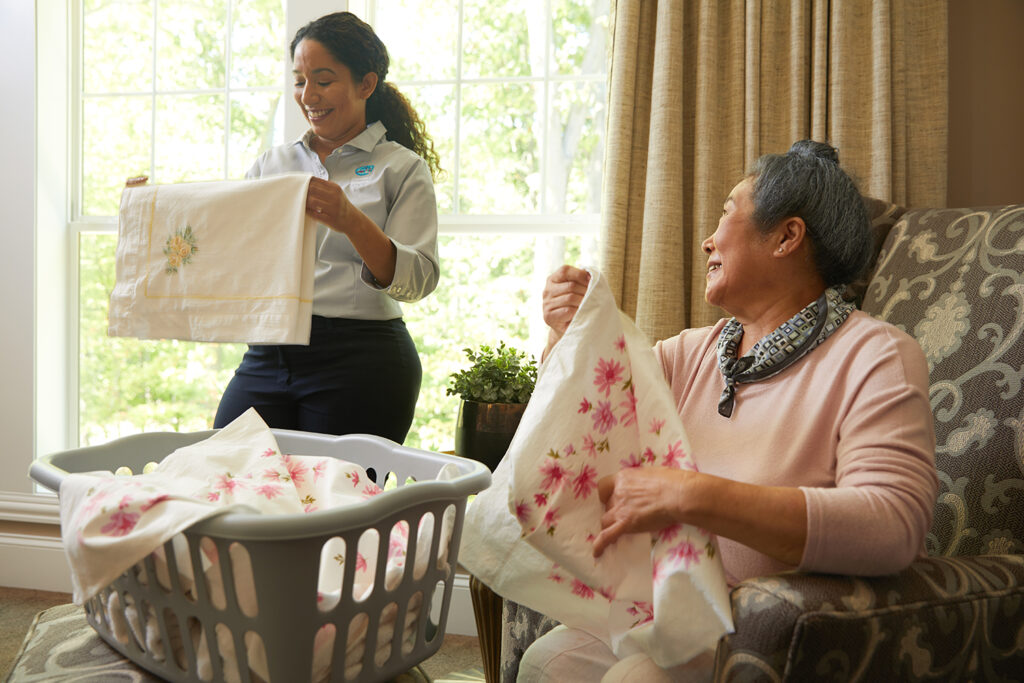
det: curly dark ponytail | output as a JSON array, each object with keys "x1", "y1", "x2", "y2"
[{"x1": 290, "y1": 12, "x2": 442, "y2": 179}]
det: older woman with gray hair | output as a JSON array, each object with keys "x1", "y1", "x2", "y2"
[{"x1": 525, "y1": 141, "x2": 939, "y2": 682}]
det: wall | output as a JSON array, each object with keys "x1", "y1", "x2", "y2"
[
  {"x1": 947, "y1": 0, "x2": 1024, "y2": 206},
  {"x1": 0, "y1": 4, "x2": 37, "y2": 494}
]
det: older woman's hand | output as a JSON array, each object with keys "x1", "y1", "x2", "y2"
[
  {"x1": 592, "y1": 467, "x2": 690, "y2": 558},
  {"x1": 541, "y1": 265, "x2": 590, "y2": 359}
]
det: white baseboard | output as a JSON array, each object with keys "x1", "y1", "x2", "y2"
[
  {"x1": 437, "y1": 571, "x2": 477, "y2": 637},
  {"x1": 0, "y1": 531, "x2": 72, "y2": 593},
  {"x1": 0, "y1": 532, "x2": 478, "y2": 637}
]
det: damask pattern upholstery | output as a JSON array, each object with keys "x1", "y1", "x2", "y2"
[
  {"x1": 865, "y1": 205, "x2": 1024, "y2": 558},
  {"x1": 496, "y1": 204, "x2": 1024, "y2": 682}
]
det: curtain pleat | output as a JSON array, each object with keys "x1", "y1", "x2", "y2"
[{"x1": 601, "y1": 0, "x2": 947, "y2": 340}]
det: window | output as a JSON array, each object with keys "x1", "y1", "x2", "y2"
[{"x1": 71, "y1": 0, "x2": 609, "y2": 452}]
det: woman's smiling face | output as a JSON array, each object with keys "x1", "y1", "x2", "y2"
[
  {"x1": 701, "y1": 178, "x2": 776, "y2": 316},
  {"x1": 292, "y1": 38, "x2": 375, "y2": 148}
]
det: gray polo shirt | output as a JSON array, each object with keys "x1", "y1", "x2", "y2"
[{"x1": 247, "y1": 121, "x2": 440, "y2": 320}]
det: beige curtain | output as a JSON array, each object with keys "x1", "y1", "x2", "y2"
[{"x1": 601, "y1": 0, "x2": 948, "y2": 340}]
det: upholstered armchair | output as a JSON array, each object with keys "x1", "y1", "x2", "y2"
[{"x1": 476, "y1": 201, "x2": 1024, "y2": 682}]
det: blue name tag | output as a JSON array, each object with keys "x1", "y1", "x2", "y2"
[{"x1": 355, "y1": 165, "x2": 375, "y2": 176}]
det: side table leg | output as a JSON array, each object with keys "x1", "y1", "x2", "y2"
[{"x1": 469, "y1": 574, "x2": 503, "y2": 683}]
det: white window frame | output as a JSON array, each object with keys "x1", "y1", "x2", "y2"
[{"x1": 2, "y1": 0, "x2": 603, "y2": 521}]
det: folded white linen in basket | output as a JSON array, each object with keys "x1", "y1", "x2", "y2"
[
  {"x1": 58, "y1": 408, "x2": 456, "y2": 682},
  {"x1": 107, "y1": 173, "x2": 317, "y2": 344},
  {"x1": 460, "y1": 269, "x2": 733, "y2": 668}
]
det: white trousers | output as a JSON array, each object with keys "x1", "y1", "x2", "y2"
[{"x1": 517, "y1": 625, "x2": 715, "y2": 683}]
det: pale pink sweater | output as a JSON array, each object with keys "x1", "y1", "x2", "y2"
[{"x1": 654, "y1": 311, "x2": 938, "y2": 585}]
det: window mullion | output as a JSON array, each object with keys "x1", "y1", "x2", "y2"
[
  {"x1": 224, "y1": 0, "x2": 233, "y2": 179},
  {"x1": 453, "y1": 0, "x2": 464, "y2": 214}
]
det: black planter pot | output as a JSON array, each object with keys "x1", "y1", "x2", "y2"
[{"x1": 455, "y1": 400, "x2": 528, "y2": 471}]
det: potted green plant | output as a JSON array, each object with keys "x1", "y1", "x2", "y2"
[{"x1": 447, "y1": 342, "x2": 537, "y2": 471}]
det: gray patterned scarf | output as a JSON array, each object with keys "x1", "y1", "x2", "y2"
[{"x1": 716, "y1": 287, "x2": 855, "y2": 418}]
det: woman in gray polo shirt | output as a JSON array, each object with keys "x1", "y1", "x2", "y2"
[{"x1": 213, "y1": 12, "x2": 441, "y2": 443}]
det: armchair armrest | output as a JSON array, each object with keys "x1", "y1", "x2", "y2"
[{"x1": 715, "y1": 555, "x2": 1024, "y2": 682}]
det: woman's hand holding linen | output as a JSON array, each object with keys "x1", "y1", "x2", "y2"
[
  {"x1": 541, "y1": 265, "x2": 591, "y2": 359},
  {"x1": 305, "y1": 176, "x2": 356, "y2": 234},
  {"x1": 305, "y1": 176, "x2": 397, "y2": 286},
  {"x1": 593, "y1": 467, "x2": 691, "y2": 558}
]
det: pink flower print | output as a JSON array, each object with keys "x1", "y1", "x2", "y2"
[
  {"x1": 649, "y1": 417, "x2": 665, "y2": 435},
  {"x1": 578, "y1": 397, "x2": 592, "y2": 414},
  {"x1": 591, "y1": 401, "x2": 618, "y2": 434},
  {"x1": 656, "y1": 524, "x2": 682, "y2": 544},
  {"x1": 304, "y1": 503, "x2": 318, "y2": 513},
  {"x1": 363, "y1": 483, "x2": 382, "y2": 497},
  {"x1": 214, "y1": 474, "x2": 243, "y2": 494},
  {"x1": 140, "y1": 494, "x2": 170, "y2": 513},
  {"x1": 663, "y1": 440, "x2": 685, "y2": 468},
  {"x1": 101, "y1": 510, "x2": 140, "y2": 537},
  {"x1": 652, "y1": 557, "x2": 667, "y2": 584},
  {"x1": 514, "y1": 500, "x2": 532, "y2": 524},
  {"x1": 262, "y1": 468, "x2": 283, "y2": 480},
  {"x1": 206, "y1": 491, "x2": 221, "y2": 503},
  {"x1": 668, "y1": 540, "x2": 703, "y2": 569},
  {"x1": 615, "y1": 335, "x2": 626, "y2": 352},
  {"x1": 571, "y1": 579, "x2": 595, "y2": 599},
  {"x1": 282, "y1": 455, "x2": 308, "y2": 485},
  {"x1": 563, "y1": 443, "x2": 575, "y2": 457},
  {"x1": 620, "y1": 452, "x2": 645, "y2": 469},
  {"x1": 313, "y1": 460, "x2": 327, "y2": 481},
  {"x1": 572, "y1": 464, "x2": 599, "y2": 499},
  {"x1": 355, "y1": 553, "x2": 368, "y2": 573},
  {"x1": 261, "y1": 448, "x2": 277, "y2": 458},
  {"x1": 593, "y1": 358, "x2": 625, "y2": 397},
  {"x1": 533, "y1": 492, "x2": 549, "y2": 508},
  {"x1": 618, "y1": 388, "x2": 638, "y2": 427},
  {"x1": 539, "y1": 460, "x2": 569, "y2": 493},
  {"x1": 543, "y1": 507, "x2": 560, "y2": 535},
  {"x1": 255, "y1": 484, "x2": 283, "y2": 500},
  {"x1": 82, "y1": 490, "x2": 109, "y2": 516},
  {"x1": 548, "y1": 568, "x2": 565, "y2": 584},
  {"x1": 347, "y1": 470, "x2": 361, "y2": 487},
  {"x1": 389, "y1": 537, "x2": 407, "y2": 560},
  {"x1": 627, "y1": 601, "x2": 654, "y2": 627},
  {"x1": 582, "y1": 434, "x2": 598, "y2": 458},
  {"x1": 598, "y1": 586, "x2": 616, "y2": 601},
  {"x1": 643, "y1": 447, "x2": 657, "y2": 464}
]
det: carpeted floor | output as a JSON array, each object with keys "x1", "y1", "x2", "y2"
[{"x1": 0, "y1": 585, "x2": 483, "y2": 681}]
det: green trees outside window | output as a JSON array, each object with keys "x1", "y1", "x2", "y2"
[{"x1": 74, "y1": 0, "x2": 606, "y2": 451}]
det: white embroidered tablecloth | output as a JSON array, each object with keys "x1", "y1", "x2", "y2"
[
  {"x1": 108, "y1": 173, "x2": 317, "y2": 344},
  {"x1": 461, "y1": 269, "x2": 733, "y2": 667}
]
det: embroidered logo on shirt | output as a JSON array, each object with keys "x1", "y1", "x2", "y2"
[
  {"x1": 163, "y1": 224, "x2": 199, "y2": 274},
  {"x1": 355, "y1": 164, "x2": 375, "y2": 177}
]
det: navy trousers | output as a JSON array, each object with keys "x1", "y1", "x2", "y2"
[{"x1": 214, "y1": 316, "x2": 422, "y2": 443}]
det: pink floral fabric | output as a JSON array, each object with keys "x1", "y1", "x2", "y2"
[
  {"x1": 58, "y1": 409, "x2": 430, "y2": 606},
  {"x1": 463, "y1": 270, "x2": 732, "y2": 667}
]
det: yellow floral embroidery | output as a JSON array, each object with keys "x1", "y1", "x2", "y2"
[{"x1": 164, "y1": 225, "x2": 198, "y2": 273}]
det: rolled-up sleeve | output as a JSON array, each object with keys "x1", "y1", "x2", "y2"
[{"x1": 360, "y1": 157, "x2": 439, "y2": 302}]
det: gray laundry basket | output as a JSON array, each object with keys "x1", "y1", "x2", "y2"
[{"x1": 30, "y1": 428, "x2": 491, "y2": 683}]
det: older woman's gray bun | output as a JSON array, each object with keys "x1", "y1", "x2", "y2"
[{"x1": 748, "y1": 140, "x2": 871, "y2": 287}]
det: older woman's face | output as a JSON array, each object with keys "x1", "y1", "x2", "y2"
[{"x1": 701, "y1": 178, "x2": 774, "y2": 314}]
